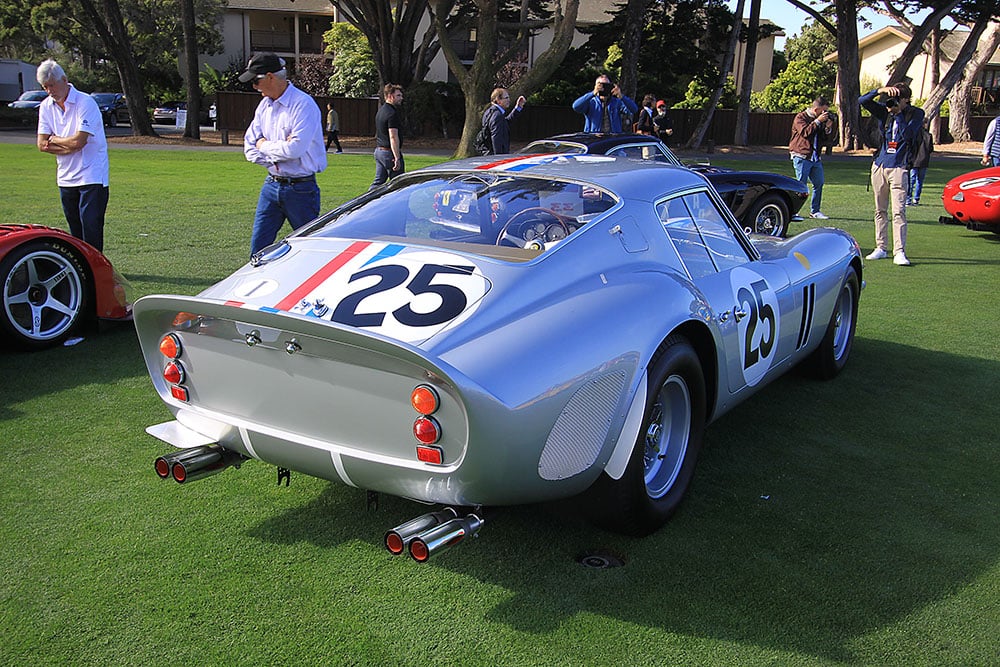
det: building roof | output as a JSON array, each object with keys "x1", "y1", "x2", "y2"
[
  {"x1": 228, "y1": 0, "x2": 334, "y2": 15},
  {"x1": 827, "y1": 25, "x2": 1000, "y2": 66}
]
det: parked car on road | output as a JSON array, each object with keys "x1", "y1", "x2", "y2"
[
  {"x1": 7, "y1": 89, "x2": 47, "y2": 111},
  {"x1": 521, "y1": 133, "x2": 809, "y2": 237},
  {"x1": 91, "y1": 92, "x2": 130, "y2": 127},
  {"x1": 134, "y1": 155, "x2": 861, "y2": 560},
  {"x1": 152, "y1": 100, "x2": 210, "y2": 125},
  {"x1": 152, "y1": 100, "x2": 184, "y2": 124}
]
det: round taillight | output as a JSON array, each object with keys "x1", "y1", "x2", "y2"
[
  {"x1": 163, "y1": 360, "x2": 185, "y2": 385},
  {"x1": 413, "y1": 416, "x2": 441, "y2": 444},
  {"x1": 159, "y1": 334, "x2": 181, "y2": 359},
  {"x1": 411, "y1": 385, "x2": 439, "y2": 415}
]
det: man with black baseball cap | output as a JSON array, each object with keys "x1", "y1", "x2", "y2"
[{"x1": 241, "y1": 52, "x2": 326, "y2": 257}]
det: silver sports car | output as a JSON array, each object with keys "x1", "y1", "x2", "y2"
[{"x1": 136, "y1": 155, "x2": 862, "y2": 561}]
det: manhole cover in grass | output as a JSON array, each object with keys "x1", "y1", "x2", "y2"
[{"x1": 576, "y1": 550, "x2": 626, "y2": 568}]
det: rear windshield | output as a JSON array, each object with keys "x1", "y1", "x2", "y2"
[{"x1": 306, "y1": 172, "x2": 618, "y2": 260}]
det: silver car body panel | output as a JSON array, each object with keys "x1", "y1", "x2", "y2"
[{"x1": 136, "y1": 156, "x2": 861, "y2": 507}]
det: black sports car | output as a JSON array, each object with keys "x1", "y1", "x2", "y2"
[{"x1": 521, "y1": 133, "x2": 808, "y2": 237}]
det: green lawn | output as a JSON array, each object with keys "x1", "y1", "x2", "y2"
[{"x1": 1, "y1": 143, "x2": 997, "y2": 665}]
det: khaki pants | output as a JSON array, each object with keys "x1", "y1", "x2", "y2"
[{"x1": 871, "y1": 163, "x2": 908, "y2": 255}]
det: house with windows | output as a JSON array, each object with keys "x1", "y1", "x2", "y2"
[
  {"x1": 207, "y1": 0, "x2": 780, "y2": 94},
  {"x1": 825, "y1": 25, "x2": 1000, "y2": 108}
]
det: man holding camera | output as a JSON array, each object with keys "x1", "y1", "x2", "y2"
[
  {"x1": 572, "y1": 75, "x2": 637, "y2": 133},
  {"x1": 789, "y1": 96, "x2": 836, "y2": 220},
  {"x1": 859, "y1": 83, "x2": 924, "y2": 266}
]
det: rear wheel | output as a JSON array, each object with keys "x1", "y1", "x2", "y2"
[
  {"x1": 0, "y1": 241, "x2": 90, "y2": 349},
  {"x1": 803, "y1": 266, "x2": 859, "y2": 379},
  {"x1": 744, "y1": 193, "x2": 788, "y2": 237},
  {"x1": 586, "y1": 337, "x2": 706, "y2": 536}
]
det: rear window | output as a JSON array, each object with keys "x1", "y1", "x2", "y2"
[{"x1": 306, "y1": 172, "x2": 618, "y2": 260}]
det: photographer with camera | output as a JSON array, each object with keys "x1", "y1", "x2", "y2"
[
  {"x1": 789, "y1": 96, "x2": 836, "y2": 220},
  {"x1": 572, "y1": 74, "x2": 637, "y2": 134},
  {"x1": 859, "y1": 83, "x2": 924, "y2": 266}
]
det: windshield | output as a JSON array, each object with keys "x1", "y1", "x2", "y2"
[
  {"x1": 91, "y1": 94, "x2": 117, "y2": 104},
  {"x1": 21, "y1": 91, "x2": 47, "y2": 102},
  {"x1": 305, "y1": 172, "x2": 618, "y2": 260}
]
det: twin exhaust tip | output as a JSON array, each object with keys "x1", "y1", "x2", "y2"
[
  {"x1": 385, "y1": 508, "x2": 484, "y2": 563},
  {"x1": 154, "y1": 445, "x2": 243, "y2": 484}
]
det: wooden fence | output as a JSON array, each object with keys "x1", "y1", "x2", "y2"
[{"x1": 218, "y1": 91, "x2": 995, "y2": 147}]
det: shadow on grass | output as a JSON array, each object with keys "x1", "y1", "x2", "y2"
[
  {"x1": 0, "y1": 322, "x2": 145, "y2": 418},
  {"x1": 247, "y1": 336, "x2": 998, "y2": 662}
]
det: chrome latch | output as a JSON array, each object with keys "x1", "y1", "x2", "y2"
[
  {"x1": 284, "y1": 338, "x2": 301, "y2": 354},
  {"x1": 245, "y1": 330, "x2": 262, "y2": 347}
]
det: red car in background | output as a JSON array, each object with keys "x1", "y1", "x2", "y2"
[
  {"x1": 0, "y1": 225, "x2": 132, "y2": 350},
  {"x1": 940, "y1": 166, "x2": 1000, "y2": 233}
]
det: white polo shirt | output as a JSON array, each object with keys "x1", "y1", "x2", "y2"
[{"x1": 37, "y1": 84, "x2": 109, "y2": 187}]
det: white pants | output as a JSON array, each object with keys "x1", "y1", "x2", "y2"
[{"x1": 871, "y1": 163, "x2": 908, "y2": 255}]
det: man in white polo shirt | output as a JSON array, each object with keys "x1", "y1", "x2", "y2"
[{"x1": 36, "y1": 59, "x2": 110, "y2": 252}]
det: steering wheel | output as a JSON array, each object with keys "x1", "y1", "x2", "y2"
[{"x1": 495, "y1": 207, "x2": 571, "y2": 248}]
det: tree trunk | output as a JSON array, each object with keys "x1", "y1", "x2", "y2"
[
  {"x1": 432, "y1": 0, "x2": 579, "y2": 157},
  {"x1": 948, "y1": 21, "x2": 1000, "y2": 143},
  {"x1": 618, "y1": 0, "x2": 648, "y2": 100},
  {"x1": 929, "y1": 27, "x2": 940, "y2": 142},
  {"x1": 686, "y1": 0, "x2": 745, "y2": 149},
  {"x1": 181, "y1": 0, "x2": 200, "y2": 140},
  {"x1": 885, "y1": 0, "x2": 960, "y2": 85},
  {"x1": 921, "y1": 15, "x2": 991, "y2": 129},
  {"x1": 834, "y1": 0, "x2": 861, "y2": 151},
  {"x1": 734, "y1": 0, "x2": 760, "y2": 146},
  {"x1": 78, "y1": 0, "x2": 156, "y2": 136}
]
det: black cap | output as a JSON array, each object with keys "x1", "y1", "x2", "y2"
[{"x1": 238, "y1": 53, "x2": 285, "y2": 83}]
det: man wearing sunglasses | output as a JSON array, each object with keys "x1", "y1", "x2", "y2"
[{"x1": 240, "y1": 53, "x2": 326, "y2": 257}]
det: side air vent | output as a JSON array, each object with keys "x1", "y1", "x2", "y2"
[{"x1": 538, "y1": 371, "x2": 627, "y2": 481}]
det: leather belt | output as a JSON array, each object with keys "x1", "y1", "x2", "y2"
[
  {"x1": 268, "y1": 174, "x2": 315, "y2": 185},
  {"x1": 376, "y1": 146, "x2": 392, "y2": 151}
]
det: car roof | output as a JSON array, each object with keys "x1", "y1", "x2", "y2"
[
  {"x1": 523, "y1": 133, "x2": 661, "y2": 153},
  {"x1": 415, "y1": 154, "x2": 709, "y2": 202}
]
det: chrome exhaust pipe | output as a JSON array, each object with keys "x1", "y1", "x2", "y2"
[
  {"x1": 154, "y1": 445, "x2": 243, "y2": 484},
  {"x1": 408, "y1": 513, "x2": 484, "y2": 563},
  {"x1": 385, "y1": 508, "x2": 458, "y2": 555},
  {"x1": 154, "y1": 446, "x2": 218, "y2": 479}
]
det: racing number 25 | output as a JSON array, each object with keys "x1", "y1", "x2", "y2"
[
  {"x1": 738, "y1": 279, "x2": 775, "y2": 369},
  {"x1": 331, "y1": 263, "x2": 475, "y2": 328}
]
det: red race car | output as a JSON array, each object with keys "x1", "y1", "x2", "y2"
[
  {"x1": 0, "y1": 225, "x2": 131, "y2": 349},
  {"x1": 940, "y1": 166, "x2": 1000, "y2": 233}
]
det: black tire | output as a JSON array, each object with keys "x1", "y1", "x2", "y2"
[
  {"x1": 107, "y1": 112, "x2": 116, "y2": 128},
  {"x1": 585, "y1": 336, "x2": 706, "y2": 536},
  {"x1": 743, "y1": 193, "x2": 788, "y2": 237},
  {"x1": 0, "y1": 241, "x2": 90, "y2": 350},
  {"x1": 803, "y1": 266, "x2": 859, "y2": 379}
]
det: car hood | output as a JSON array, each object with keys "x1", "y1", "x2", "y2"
[{"x1": 199, "y1": 237, "x2": 495, "y2": 347}]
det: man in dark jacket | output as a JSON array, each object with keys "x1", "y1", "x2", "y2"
[
  {"x1": 789, "y1": 96, "x2": 836, "y2": 220},
  {"x1": 859, "y1": 83, "x2": 924, "y2": 266},
  {"x1": 482, "y1": 87, "x2": 526, "y2": 155}
]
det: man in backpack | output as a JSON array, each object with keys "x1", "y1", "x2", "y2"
[
  {"x1": 859, "y1": 83, "x2": 924, "y2": 266},
  {"x1": 481, "y1": 87, "x2": 526, "y2": 155}
]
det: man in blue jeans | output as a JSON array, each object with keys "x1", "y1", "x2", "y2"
[
  {"x1": 241, "y1": 53, "x2": 327, "y2": 256},
  {"x1": 788, "y1": 96, "x2": 836, "y2": 220},
  {"x1": 36, "y1": 59, "x2": 110, "y2": 251}
]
